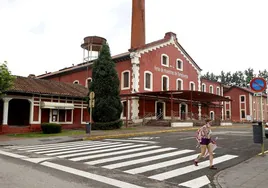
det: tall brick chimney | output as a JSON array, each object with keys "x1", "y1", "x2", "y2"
[{"x1": 131, "y1": 0, "x2": 145, "y2": 49}]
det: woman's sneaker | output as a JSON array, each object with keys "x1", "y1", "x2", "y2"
[{"x1": 194, "y1": 160, "x2": 198, "y2": 166}]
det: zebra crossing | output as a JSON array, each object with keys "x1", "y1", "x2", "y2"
[{"x1": 5, "y1": 139, "x2": 238, "y2": 187}]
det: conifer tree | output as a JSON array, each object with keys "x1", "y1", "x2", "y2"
[{"x1": 89, "y1": 42, "x2": 122, "y2": 129}]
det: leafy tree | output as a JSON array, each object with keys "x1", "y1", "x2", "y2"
[
  {"x1": 0, "y1": 61, "x2": 15, "y2": 97},
  {"x1": 244, "y1": 68, "x2": 254, "y2": 86},
  {"x1": 89, "y1": 42, "x2": 122, "y2": 129}
]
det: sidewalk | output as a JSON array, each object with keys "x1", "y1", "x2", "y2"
[
  {"x1": 0, "y1": 124, "x2": 250, "y2": 146},
  {"x1": 215, "y1": 153, "x2": 268, "y2": 188}
]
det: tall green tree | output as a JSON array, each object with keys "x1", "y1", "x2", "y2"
[
  {"x1": 244, "y1": 68, "x2": 254, "y2": 86},
  {"x1": 89, "y1": 42, "x2": 122, "y2": 129},
  {"x1": 0, "y1": 61, "x2": 15, "y2": 97}
]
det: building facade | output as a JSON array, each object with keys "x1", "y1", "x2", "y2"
[
  {"x1": 0, "y1": 76, "x2": 89, "y2": 134},
  {"x1": 223, "y1": 86, "x2": 268, "y2": 122}
]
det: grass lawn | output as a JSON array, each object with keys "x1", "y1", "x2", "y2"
[{"x1": 7, "y1": 129, "x2": 86, "y2": 138}]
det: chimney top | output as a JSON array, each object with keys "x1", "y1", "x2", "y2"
[
  {"x1": 28, "y1": 74, "x2": 36, "y2": 78},
  {"x1": 164, "y1": 32, "x2": 177, "y2": 40},
  {"x1": 131, "y1": 0, "x2": 146, "y2": 49}
]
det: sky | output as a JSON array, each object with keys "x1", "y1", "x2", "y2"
[{"x1": 0, "y1": 0, "x2": 268, "y2": 77}]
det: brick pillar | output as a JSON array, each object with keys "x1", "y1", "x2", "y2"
[{"x1": 131, "y1": 0, "x2": 145, "y2": 49}]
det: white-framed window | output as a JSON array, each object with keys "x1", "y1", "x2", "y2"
[
  {"x1": 241, "y1": 110, "x2": 246, "y2": 119},
  {"x1": 73, "y1": 80, "x2": 79, "y2": 84},
  {"x1": 176, "y1": 59, "x2": 183, "y2": 71},
  {"x1": 85, "y1": 77, "x2": 92, "y2": 88},
  {"x1": 176, "y1": 78, "x2": 183, "y2": 90},
  {"x1": 161, "y1": 54, "x2": 169, "y2": 67},
  {"x1": 210, "y1": 111, "x2": 215, "y2": 120},
  {"x1": 216, "y1": 87, "x2": 220, "y2": 95},
  {"x1": 121, "y1": 70, "x2": 130, "y2": 90},
  {"x1": 189, "y1": 81, "x2": 195, "y2": 91},
  {"x1": 240, "y1": 95, "x2": 245, "y2": 103},
  {"x1": 162, "y1": 75, "x2": 169, "y2": 91},
  {"x1": 209, "y1": 85, "x2": 213, "y2": 93},
  {"x1": 144, "y1": 71, "x2": 153, "y2": 91},
  {"x1": 202, "y1": 83, "x2": 206, "y2": 92}
]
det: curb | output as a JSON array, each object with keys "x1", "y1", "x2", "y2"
[{"x1": 83, "y1": 125, "x2": 250, "y2": 140}]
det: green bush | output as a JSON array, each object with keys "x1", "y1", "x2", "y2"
[
  {"x1": 92, "y1": 120, "x2": 122, "y2": 130},
  {"x1": 41, "y1": 123, "x2": 62, "y2": 134}
]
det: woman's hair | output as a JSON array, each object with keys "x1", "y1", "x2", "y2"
[{"x1": 205, "y1": 119, "x2": 212, "y2": 123}]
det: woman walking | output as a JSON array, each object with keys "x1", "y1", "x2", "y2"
[{"x1": 194, "y1": 119, "x2": 217, "y2": 169}]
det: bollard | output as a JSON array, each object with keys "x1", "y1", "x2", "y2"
[
  {"x1": 86, "y1": 123, "x2": 91, "y2": 134},
  {"x1": 253, "y1": 122, "x2": 263, "y2": 144}
]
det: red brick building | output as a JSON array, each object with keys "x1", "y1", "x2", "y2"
[
  {"x1": 223, "y1": 86, "x2": 268, "y2": 122},
  {"x1": 0, "y1": 76, "x2": 89, "y2": 134}
]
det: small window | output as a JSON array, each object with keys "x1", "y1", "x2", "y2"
[
  {"x1": 240, "y1": 96, "x2": 245, "y2": 102},
  {"x1": 226, "y1": 110, "x2": 230, "y2": 119},
  {"x1": 216, "y1": 87, "x2": 220, "y2": 95},
  {"x1": 144, "y1": 71, "x2": 153, "y2": 91},
  {"x1": 121, "y1": 71, "x2": 130, "y2": 89},
  {"x1": 209, "y1": 85, "x2": 213, "y2": 93},
  {"x1": 161, "y1": 54, "x2": 169, "y2": 67},
  {"x1": 176, "y1": 59, "x2": 183, "y2": 70},
  {"x1": 241, "y1": 110, "x2": 245, "y2": 118},
  {"x1": 202, "y1": 84, "x2": 206, "y2": 92},
  {"x1": 162, "y1": 76, "x2": 169, "y2": 91},
  {"x1": 177, "y1": 79, "x2": 183, "y2": 90},
  {"x1": 122, "y1": 101, "x2": 127, "y2": 117},
  {"x1": 86, "y1": 78, "x2": 92, "y2": 88},
  {"x1": 73, "y1": 80, "x2": 79, "y2": 84},
  {"x1": 189, "y1": 82, "x2": 195, "y2": 91}
]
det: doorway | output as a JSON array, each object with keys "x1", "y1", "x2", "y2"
[
  {"x1": 210, "y1": 111, "x2": 215, "y2": 120},
  {"x1": 156, "y1": 102, "x2": 164, "y2": 120},
  {"x1": 8, "y1": 99, "x2": 30, "y2": 126},
  {"x1": 180, "y1": 103, "x2": 187, "y2": 120}
]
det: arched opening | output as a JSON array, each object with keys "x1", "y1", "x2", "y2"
[
  {"x1": 180, "y1": 103, "x2": 187, "y2": 120},
  {"x1": 0, "y1": 99, "x2": 3, "y2": 125},
  {"x1": 8, "y1": 99, "x2": 30, "y2": 126},
  {"x1": 210, "y1": 111, "x2": 215, "y2": 120},
  {"x1": 156, "y1": 101, "x2": 164, "y2": 120}
]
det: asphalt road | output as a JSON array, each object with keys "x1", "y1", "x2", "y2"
[{"x1": 0, "y1": 126, "x2": 267, "y2": 188}]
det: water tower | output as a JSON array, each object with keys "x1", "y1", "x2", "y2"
[{"x1": 81, "y1": 36, "x2": 107, "y2": 62}]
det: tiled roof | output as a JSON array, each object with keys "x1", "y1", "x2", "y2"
[{"x1": 6, "y1": 76, "x2": 88, "y2": 98}]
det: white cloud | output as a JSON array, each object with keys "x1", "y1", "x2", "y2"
[{"x1": 0, "y1": 0, "x2": 268, "y2": 77}]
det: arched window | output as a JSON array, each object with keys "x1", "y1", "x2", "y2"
[
  {"x1": 161, "y1": 54, "x2": 169, "y2": 67},
  {"x1": 176, "y1": 78, "x2": 183, "y2": 90},
  {"x1": 162, "y1": 75, "x2": 169, "y2": 91},
  {"x1": 202, "y1": 83, "x2": 206, "y2": 92},
  {"x1": 144, "y1": 71, "x2": 153, "y2": 91},
  {"x1": 85, "y1": 77, "x2": 92, "y2": 88},
  {"x1": 176, "y1": 59, "x2": 183, "y2": 71},
  {"x1": 73, "y1": 80, "x2": 79, "y2": 84},
  {"x1": 189, "y1": 81, "x2": 195, "y2": 91},
  {"x1": 209, "y1": 85, "x2": 213, "y2": 93},
  {"x1": 121, "y1": 70, "x2": 130, "y2": 90}
]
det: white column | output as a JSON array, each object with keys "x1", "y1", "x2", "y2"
[
  {"x1": 198, "y1": 103, "x2": 202, "y2": 120},
  {"x1": 28, "y1": 99, "x2": 33, "y2": 124},
  {"x1": 2, "y1": 98, "x2": 11, "y2": 125}
]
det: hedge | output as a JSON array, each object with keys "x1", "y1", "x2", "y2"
[
  {"x1": 41, "y1": 123, "x2": 62, "y2": 134},
  {"x1": 92, "y1": 119, "x2": 123, "y2": 130}
]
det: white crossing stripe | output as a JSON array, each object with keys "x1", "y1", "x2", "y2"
[
  {"x1": 86, "y1": 147, "x2": 177, "y2": 165},
  {"x1": 42, "y1": 161, "x2": 145, "y2": 188},
  {"x1": 44, "y1": 142, "x2": 127, "y2": 156},
  {"x1": 104, "y1": 139, "x2": 157, "y2": 144},
  {"x1": 0, "y1": 150, "x2": 27, "y2": 159},
  {"x1": 102, "y1": 149, "x2": 194, "y2": 169},
  {"x1": 70, "y1": 145, "x2": 161, "y2": 162},
  {"x1": 124, "y1": 153, "x2": 198, "y2": 174},
  {"x1": 36, "y1": 142, "x2": 122, "y2": 155},
  {"x1": 25, "y1": 141, "x2": 108, "y2": 152},
  {"x1": 149, "y1": 154, "x2": 238, "y2": 180},
  {"x1": 179, "y1": 175, "x2": 210, "y2": 188},
  {"x1": 8, "y1": 141, "x2": 99, "y2": 150},
  {"x1": 58, "y1": 144, "x2": 146, "y2": 159}
]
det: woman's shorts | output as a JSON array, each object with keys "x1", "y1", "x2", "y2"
[{"x1": 200, "y1": 138, "x2": 211, "y2": 145}]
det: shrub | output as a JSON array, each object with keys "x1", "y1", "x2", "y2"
[
  {"x1": 41, "y1": 123, "x2": 62, "y2": 134},
  {"x1": 92, "y1": 120, "x2": 123, "y2": 130}
]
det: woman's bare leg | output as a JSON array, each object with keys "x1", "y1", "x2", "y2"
[{"x1": 195, "y1": 145, "x2": 207, "y2": 164}]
